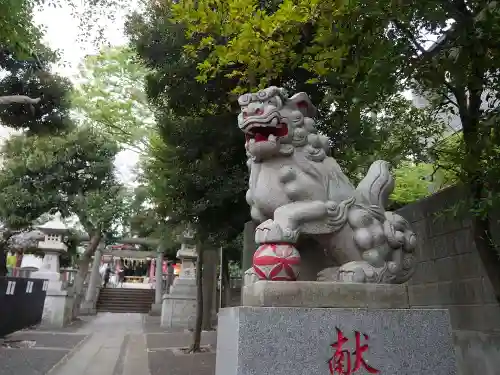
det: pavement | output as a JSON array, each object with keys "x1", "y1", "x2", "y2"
[{"x1": 0, "y1": 314, "x2": 217, "y2": 375}]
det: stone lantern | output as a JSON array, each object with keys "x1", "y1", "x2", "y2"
[
  {"x1": 161, "y1": 226, "x2": 198, "y2": 329},
  {"x1": 30, "y1": 212, "x2": 74, "y2": 328},
  {"x1": 176, "y1": 233, "x2": 197, "y2": 278},
  {"x1": 32, "y1": 212, "x2": 69, "y2": 290}
]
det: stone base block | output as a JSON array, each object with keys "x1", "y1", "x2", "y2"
[
  {"x1": 170, "y1": 277, "x2": 197, "y2": 296},
  {"x1": 242, "y1": 281, "x2": 409, "y2": 308},
  {"x1": 161, "y1": 295, "x2": 196, "y2": 329},
  {"x1": 216, "y1": 306, "x2": 457, "y2": 375},
  {"x1": 41, "y1": 290, "x2": 74, "y2": 328},
  {"x1": 79, "y1": 301, "x2": 97, "y2": 316},
  {"x1": 150, "y1": 303, "x2": 162, "y2": 316}
]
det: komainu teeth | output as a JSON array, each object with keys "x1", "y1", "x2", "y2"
[
  {"x1": 249, "y1": 138, "x2": 256, "y2": 144},
  {"x1": 271, "y1": 118, "x2": 278, "y2": 126},
  {"x1": 268, "y1": 134, "x2": 277, "y2": 142}
]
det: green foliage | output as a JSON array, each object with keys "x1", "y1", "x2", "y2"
[
  {"x1": 71, "y1": 46, "x2": 155, "y2": 151},
  {"x1": 143, "y1": 113, "x2": 250, "y2": 245},
  {"x1": 432, "y1": 130, "x2": 500, "y2": 212},
  {"x1": 171, "y1": 0, "x2": 500, "y2": 208},
  {"x1": 390, "y1": 162, "x2": 433, "y2": 206},
  {"x1": 127, "y1": 5, "x2": 252, "y2": 246},
  {"x1": 169, "y1": 1, "x2": 444, "y2": 178},
  {"x1": 0, "y1": 56, "x2": 73, "y2": 135},
  {"x1": 171, "y1": 0, "x2": 401, "y2": 101},
  {"x1": 329, "y1": 95, "x2": 445, "y2": 180},
  {"x1": 0, "y1": 0, "x2": 45, "y2": 59},
  {"x1": 0, "y1": 74, "x2": 73, "y2": 134},
  {"x1": 0, "y1": 127, "x2": 124, "y2": 233}
]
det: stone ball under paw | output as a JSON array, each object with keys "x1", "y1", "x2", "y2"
[{"x1": 253, "y1": 243, "x2": 301, "y2": 281}]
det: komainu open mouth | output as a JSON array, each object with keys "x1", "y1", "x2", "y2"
[{"x1": 245, "y1": 123, "x2": 288, "y2": 143}]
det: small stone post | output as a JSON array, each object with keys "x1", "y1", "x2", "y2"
[{"x1": 150, "y1": 246, "x2": 164, "y2": 315}]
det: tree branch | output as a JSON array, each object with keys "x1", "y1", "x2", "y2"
[
  {"x1": 0, "y1": 95, "x2": 41, "y2": 105},
  {"x1": 420, "y1": 1, "x2": 497, "y2": 59},
  {"x1": 391, "y1": 19, "x2": 427, "y2": 55}
]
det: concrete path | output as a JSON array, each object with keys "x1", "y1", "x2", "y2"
[
  {"x1": 1, "y1": 314, "x2": 217, "y2": 375},
  {"x1": 51, "y1": 313, "x2": 149, "y2": 375}
]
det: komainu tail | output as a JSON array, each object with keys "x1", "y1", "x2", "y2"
[{"x1": 356, "y1": 160, "x2": 394, "y2": 208}]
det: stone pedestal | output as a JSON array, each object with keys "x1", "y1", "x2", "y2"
[
  {"x1": 216, "y1": 281, "x2": 457, "y2": 375},
  {"x1": 31, "y1": 251, "x2": 74, "y2": 327},
  {"x1": 160, "y1": 277, "x2": 197, "y2": 329},
  {"x1": 161, "y1": 239, "x2": 198, "y2": 328},
  {"x1": 41, "y1": 288, "x2": 74, "y2": 328},
  {"x1": 31, "y1": 252, "x2": 63, "y2": 291}
]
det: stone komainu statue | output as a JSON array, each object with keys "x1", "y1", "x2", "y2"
[{"x1": 239, "y1": 86, "x2": 416, "y2": 284}]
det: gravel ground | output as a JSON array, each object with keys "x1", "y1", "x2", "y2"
[
  {"x1": 4, "y1": 332, "x2": 88, "y2": 349},
  {"x1": 144, "y1": 317, "x2": 218, "y2": 375},
  {"x1": 0, "y1": 330, "x2": 88, "y2": 375},
  {"x1": 0, "y1": 348, "x2": 69, "y2": 375}
]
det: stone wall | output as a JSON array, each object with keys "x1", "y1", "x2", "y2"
[{"x1": 396, "y1": 185, "x2": 500, "y2": 375}]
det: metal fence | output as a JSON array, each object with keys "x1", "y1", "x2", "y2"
[{"x1": 0, "y1": 277, "x2": 47, "y2": 337}]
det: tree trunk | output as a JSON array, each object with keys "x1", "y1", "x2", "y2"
[
  {"x1": 0, "y1": 95, "x2": 41, "y2": 105},
  {"x1": 71, "y1": 233, "x2": 102, "y2": 319},
  {"x1": 221, "y1": 251, "x2": 231, "y2": 308},
  {"x1": 189, "y1": 242, "x2": 204, "y2": 353},
  {"x1": 461, "y1": 84, "x2": 500, "y2": 303},
  {"x1": 0, "y1": 250, "x2": 7, "y2": 277},
  {"x1": 202, "y1": 248, "x2": 217, "y2": 330}
]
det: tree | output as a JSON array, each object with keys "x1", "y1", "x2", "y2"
[
  {"x1": 0, "y1": 127, "x2": 128, "y2": 313},
  {"x1": 0, "y1": 1, "x2": 135, "y2": 283},
  {"x1": 126, "y1": 3, "x2": 253, "y2": 351},
  {"x1": 71, "y1": 46, "x2": 155, "y2": 153},
  {"x1": 127, "y1": 4, "x2": 254, "y2": 246},
  {"x1": 0, "y1": 49, "x2": 73, "y2": 135},
  {"x1": 0, "y1": 49, "x2": 75, "y2": 276},
  {"x1": 179, "y1": 0, "x2": 500, "y2": 297},
  {"x1": 0, "y1": 0, "x2": 45, "y2": 59},
  {"x1": 171, "y1": 1, "x2": 447, "y2": 177},
  {"x1": 192, "y1": 241, "x2": 203, "y2": 352},
  {"x1": 389, "y1": 162, "x2": 434, "y2": 209}
]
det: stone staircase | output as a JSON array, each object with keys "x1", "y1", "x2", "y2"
[{"x1": 96, "y1": 288, "x2": 154, "y2": 313}]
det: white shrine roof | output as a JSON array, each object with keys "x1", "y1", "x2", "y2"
[
  {"x1": 176, "y1": 246, "x2": 197, "y2": 259},
  {"x1": 36, "y1": 212, "x2": 69, "y2": 234}
]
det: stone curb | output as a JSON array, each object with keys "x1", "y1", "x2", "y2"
[{"x1": 45, "y1": 333, "x2": 93, "y2": 375}]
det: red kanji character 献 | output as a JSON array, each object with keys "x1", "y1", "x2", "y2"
[{"x1": 352, "y1": 331, "x2": 380, "y2": 374}]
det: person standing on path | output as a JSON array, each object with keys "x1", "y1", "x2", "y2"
[
  {"x1": 103, "y1": 264, "x2": 112, "y2": 288},
  {"x1": 166, "y1": 262, "x2": 175, "y2": 294},
  {"x1": 117, "y1": 266, "x2": 125, "y2": 288}
]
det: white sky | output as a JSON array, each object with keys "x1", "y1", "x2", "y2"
[{"x1": 30, "y1": 2, "x2": 141, "y2": 186}]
